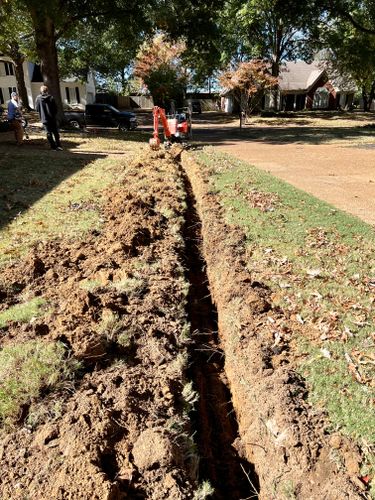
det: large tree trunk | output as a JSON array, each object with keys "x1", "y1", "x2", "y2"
[
  {"x1": 362, "y1": 86, "x2": 369, "y2": 112},
  {"x1": 270, "y1": 59, "x2": 280, "y2": 111},
  {"x1": 369, "y1": 80, "x2": 375, "y2": 112},
  {"x1": 9, "y1": 43, "x2": 30, "y2": 110},
  {"x1": 29, "y1": 8, "x2": 64, "y2": 122}
]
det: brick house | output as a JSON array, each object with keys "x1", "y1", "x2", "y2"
[{"x1": 264, "y1": 61, "x2": 356, "y2": 111}]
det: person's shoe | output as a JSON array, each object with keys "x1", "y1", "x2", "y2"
[{"x1": 56, "y1": 146, "x2": 63, "y2": 151}]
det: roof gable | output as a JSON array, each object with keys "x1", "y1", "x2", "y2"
[{"x1": 279, "y1": 61, "x2": 326, "y2": 92}]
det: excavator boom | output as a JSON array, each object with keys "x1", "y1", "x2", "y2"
[{"x1": 149, "y1": 106, "x2": 172, "y2": 150}]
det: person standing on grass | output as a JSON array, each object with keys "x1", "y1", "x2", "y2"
[
  {"x1": 7, "y1": 92, "x2": 24, "y2": 146},
  {"x1": 35, "y1": 85, "x2": 63, "y2": 151}
]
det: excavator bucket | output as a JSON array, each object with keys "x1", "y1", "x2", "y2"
[{"x1": 149, "y1": 136, "x2": 161, "y2": 150}]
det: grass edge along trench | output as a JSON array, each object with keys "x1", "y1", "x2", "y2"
[{"x1": 193, "y1": 147, "x2": 375, "y2": 480}]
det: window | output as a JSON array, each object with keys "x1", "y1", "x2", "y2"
[
  {"x1": 75, "y1": 86, "x2": 80, "y2": 104},
  {"x1": 313, "y1": 87, "x2": 329, "y2": 109},
  {"x1": 0, "y1": 88, "x2": 4, "y2": 104},
  {"x1": 4, "y1": 62, "x2": 15, "y2": 76},
  {"x1": 8, "y1": 87, "x2": 17, "y2": 98},
  {"x1": 65, "y1": 87, "x2": 70, "y2": 103}
]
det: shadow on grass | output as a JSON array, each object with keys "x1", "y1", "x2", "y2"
[
  {"x1": 0, "y1": 136, "x2": 104, "y2": 232},
  {"x1": 81, "y1": 128, "x2": 150, "y2": 143},
  {"x1": 192, "y1": 125, "x2": 375, "y2": 146}
]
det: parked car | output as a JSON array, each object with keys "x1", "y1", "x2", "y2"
[
  {"x1": 63, "y1": 109, "x2": 85, "y2": 129},
  {"x1": 64, "y1": 104, "x2": 138, "y2": 131},
  {"x1": 191, "y1": 100, "x2": 202, "y2": 114}
]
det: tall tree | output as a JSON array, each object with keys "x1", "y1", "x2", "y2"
[
  {"x1": 134, "y1": 34, "x2": 187, "y2": 108},
  {"x1": 7, "y1": 0, "x2": 154, "y2": 118},
  {"x1": 325, "y1": 0, "x2": 375, "y2": 35},
  {"x1": 58, "y1": 22, "x2": 147, "y2": 94},
  {"x1": 0, "y1": 2, "x2": 34, "y2": 108},
  {"x1": 3, "y1": 0, "x2": 226, "y2": 119},
  {"x1": 318, "y1": 16, "x2": 375, "y2": 110},
  {"x1": 220, "y1": 0, "x2": 320, "y2": 77}
]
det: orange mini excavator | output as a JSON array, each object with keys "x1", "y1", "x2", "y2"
[{"x1": 149, "y1": 106, "x2": 191, "y2": 150}]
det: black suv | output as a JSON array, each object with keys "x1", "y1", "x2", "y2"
[
  {"x1": 64, "y1": 104, "x2": 138, "y2": 131},
  {"x1": 85, "y1": 104, "x2": 138, "y2": 130}
]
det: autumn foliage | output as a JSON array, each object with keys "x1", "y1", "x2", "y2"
[
  {"x1": 220, "y1": 60, "x2": 278, "y2": 116},
  {"x1": 134, "y1": 34, "x2": 187, "y2": 108}
]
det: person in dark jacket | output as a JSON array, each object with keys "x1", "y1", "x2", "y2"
[{"x1": 35, "y1": 85, "x2": 62, "y2": 150}]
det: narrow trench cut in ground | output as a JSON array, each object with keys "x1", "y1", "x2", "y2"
[{"x1": 180, "y1": 166, "x2": 260, "y2": 500}]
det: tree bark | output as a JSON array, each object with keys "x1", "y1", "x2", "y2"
[
  {"x1": 362, "y1": 87, "x2": 369, "y2": 112},
  {"x1": 270, "y1": 59, "x2": 280, "y2": 111},
  {"x1": 29, "y1": 8, "x2": 64, "y2": 122},
  {"x1": 9, "y1": 43, "x2": 30, "y2": 110},
  {"x1": 369, "y1": 80, "x2": 375, "y2": 112}
]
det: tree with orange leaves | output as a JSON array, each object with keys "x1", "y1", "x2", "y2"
[
  {"x1": 220, "y1": 60, "x2": 278, "y2": 126},
  {"x1": 134, "y1": 34, "x2": 187, "y2": 109}
]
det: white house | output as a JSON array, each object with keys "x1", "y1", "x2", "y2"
[
  {"x1": 0, "y1": 55, "x2": 95, "y2": 109},
  {"x1": 0, "y1": 57, "x2": 17, "y2": 106}
]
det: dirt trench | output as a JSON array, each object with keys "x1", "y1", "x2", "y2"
[
  {"x1": 181, "y1": 169, "x2": 259, "y2": 499},
  {"x1": 0, "y1": 147, "x2": 258, "y2": 500},
  {"x1": 0, "y1": 150, "x2": 201, "y2": 499},
  {"x1": 0, "y1": 146, "x2": 367, "y2": 499},
  {"x1": 180, "y1": 152, "x2": 366, "y2": 500}
]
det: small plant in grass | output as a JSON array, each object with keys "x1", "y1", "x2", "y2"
[
  {"x1": 112, "y1": 276, "x2": 146, "y2": 297},
  {"x1": 169, "y1": 352, "x2": 189, "y2": 377},
  {"x1": 79, "y1": 279, "x2": 102, "y2": 291},
  {"x1": 178, "y1": 323, "x2": 191, "y2": 345},
  {"x1": 194, "y1": 480, "x2": 214, "y2": 499},
  {"x1": 117, "y1": 332, "x2": 132, "y2": 349},
  {"x1": 182, "y1": 381, "x2": 199, "y2": 409},
  {"x1": 0, "y1": 297, "x2": 46, "y2": 328},
  {"x1": 97, "y1": 311, "x2": 123, "y2": 341},
  {"x1": 280, "y1": 479, "x2": 297, "y2": 499},
  {"x1": 0, "y1": 340, "x2": 80, "y2": 426},
  {"x1": 26, "y1": 399, "x2": 64, "y2": 430},
  {"x1": 159, "y1": 206, "x2": 176, "y2": 219}
]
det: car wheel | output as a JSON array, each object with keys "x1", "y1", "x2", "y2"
[
  {"x1": 118, "y1": 122, "x2": 130, "y2": 132},
  {"x1": 69, "y1": 119, "x2": 81, "y2": 129}
]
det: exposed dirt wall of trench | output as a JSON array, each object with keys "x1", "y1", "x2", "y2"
[
  {"x1": 181, "y1": 152, "x2": 363, "y2": 500},
  {"x1": 0, "y1": 151, "x2": 198, "y2": 499}
]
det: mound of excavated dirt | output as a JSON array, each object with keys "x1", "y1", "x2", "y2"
[
  {"x1": 0, "y1": 150, "x2": 197, "y2": 499},
  {"x1": 0, "y1": 144, "x2": 368, "y2": 500},
  {"x1": 181, "y1": 152, "x2": 365, "y2": 500}
]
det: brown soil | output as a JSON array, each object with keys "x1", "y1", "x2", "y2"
[
  {"x1": 0, "y1": 150, "x2": 197, "y2": 499},
  {"x1": 0, "y1": 142, "x2": 369, "y2": 499}
]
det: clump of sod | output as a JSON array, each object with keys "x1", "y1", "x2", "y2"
[{"x1": 0, "y1": 340, "x2": 79, "y2": 426}]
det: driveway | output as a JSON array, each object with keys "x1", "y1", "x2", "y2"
[{"x1": 192, "y1": 112, "x2": 375, "y2": 226}]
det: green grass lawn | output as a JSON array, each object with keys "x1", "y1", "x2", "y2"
[
  {"x1": 0, "y1": 130, "x2": 149, "y2": 264},
  {"x1": 194, "y1": 147, "x2": 375, "y2": 480}
]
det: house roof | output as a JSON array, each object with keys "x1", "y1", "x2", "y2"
[{"x1": 278, "y1": 61, "x2": 325, "y2": 92}]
